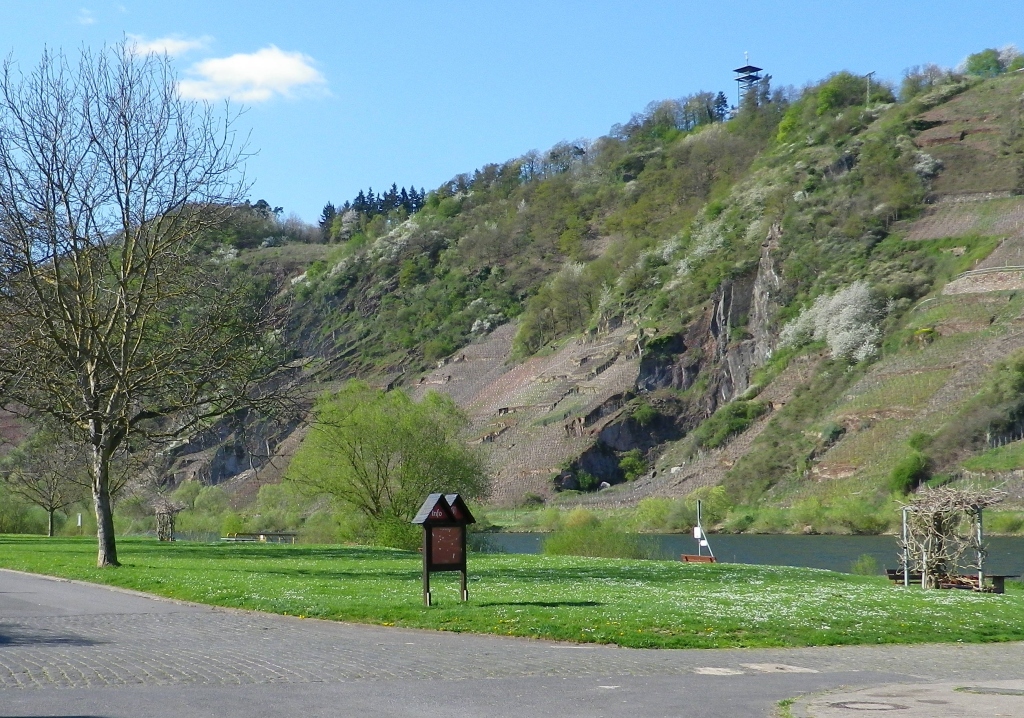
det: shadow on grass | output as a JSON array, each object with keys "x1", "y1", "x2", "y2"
[
  {"x1": 123, "y1": 543, "x2": 417, "y2": 563},
  {"x1": 476, "y1": 600, "x2": 603, "y2": 608}
]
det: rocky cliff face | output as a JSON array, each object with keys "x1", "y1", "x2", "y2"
[{"x1": 637, "y1": 223, "x2": 783, "y2": 408}]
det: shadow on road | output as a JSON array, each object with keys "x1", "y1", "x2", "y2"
[{"x1": 0, "y1": 624, "x2": 102, "y2": 647}]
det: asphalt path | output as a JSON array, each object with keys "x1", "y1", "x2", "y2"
[{"x1": 1, "y1": 569, "x2": 1022, "y2": 718}]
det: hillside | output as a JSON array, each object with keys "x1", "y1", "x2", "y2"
[
  {"x1": 12, "y1": 57, "x2": 1024, "y2": 534},
  {"x1": 220, "y1": 68, "x2": 1024, "y2": 518}
]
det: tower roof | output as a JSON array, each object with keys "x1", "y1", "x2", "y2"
[{"x1": 734, "y1": 64, "x2": 763, "y2": 74}]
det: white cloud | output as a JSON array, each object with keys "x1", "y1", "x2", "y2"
[
  {"x1": 178, "y1": 46, "x2": 325, "y2": 102},
  {"x1": 77, "y1": 8, "x2": 95, "y2": 25},
  {"x1": 127, "y1": 34, "x2": 210, "y2": 58}
]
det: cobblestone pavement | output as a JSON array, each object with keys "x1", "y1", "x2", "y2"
[{"x1": 2, "y1": 569, "x2": 1023, "y2": 717}]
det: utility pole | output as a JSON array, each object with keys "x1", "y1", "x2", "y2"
[{"x1": 865, "y1": 71, "x2": 875, "y2": 107}]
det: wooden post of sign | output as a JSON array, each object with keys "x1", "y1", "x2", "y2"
[
  {"x1": 460, "y1": 525, "x2": 469, "y2": 601},
  {"x1": 422, "y1": 527, "x2": 432, "y2": 607}
]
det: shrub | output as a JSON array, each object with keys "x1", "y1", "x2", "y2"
[
  {"x1": 987, "y1": 512, "x2": 1024, "y2": 534},
  {"x1": 372, "y1": 515, "x2": 420, "y2": 550},
  {"x1": 194, "y1": 486, "x2": 230, "y2": 515},
  {"x1": 542, "y1": 523, "x2": 654, "y2": 559},
  {"x1": 832, "y1": 497, "x2": 891, "y2": 534},
  {"x1": 850, "y1": 554, "x2": 880, "y2": 575},
  {"x1": 888, "y1": 451, "x2": 929, "y2": 494},
  {"x1": 619, "y1": 450, "x2": 647, "y2": 481},
  {"x1": 632, "y1": 400, "x2": 658, "y2": 427},
  {"x1": 576, "y1": 471, "x2": 599, "y2": 491},
  {"x1": 298, "y1": 511, "x2": 342, "y2": 544},
  {"x1": 221, "y1": 512, "x2": 246, "y2": 536},
  {"x1": 520, "y1": 492, "x2": 545, "y2": 508},
  {"x1": 631, "y1": 497, "x2": 673, "y2": 532},
  {"x1": 907, "y1": 432, "x2": 932, "y2": 451},
  {"x1": 535, "y1": 506, "x2": 564, "y2": 531},
  {"x1": 564, "y1": 507, "x2": 599, "y2": 529},
  {"x1": 689, "y1": 400, "x2": 768, "y2": 451}
]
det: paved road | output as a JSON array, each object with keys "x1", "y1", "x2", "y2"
[{"x1": 1, "y1": 569, "x2": 1022, "y2": 718}]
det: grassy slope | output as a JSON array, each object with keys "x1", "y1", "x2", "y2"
[{"x1": 2, "y1": 536, "x2": 1023, "y2": 649}]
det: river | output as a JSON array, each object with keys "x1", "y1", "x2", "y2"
[{"x1": 485, "y1": 533, "x2": 1024, "y2": 575}]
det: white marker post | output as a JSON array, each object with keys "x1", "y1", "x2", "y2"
[{"x1": 694, "y1": 500, "x2": 715, "y2": 560}]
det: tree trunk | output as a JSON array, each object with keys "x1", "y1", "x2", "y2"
[
  {"x1": 91, "y1": 441, "x2": 119, "y2": 567},
  {"x1": 47, "y1": 509, "x2": 54, "y2": 538}
]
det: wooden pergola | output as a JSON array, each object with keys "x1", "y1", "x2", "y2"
[{"x1": 898, "y1": 487, "x2": 1006, "y2": 590}]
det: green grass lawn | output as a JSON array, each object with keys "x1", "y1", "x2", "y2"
[{"x1": 1, "y1": 536, "x2": 1022, "y2": 649}]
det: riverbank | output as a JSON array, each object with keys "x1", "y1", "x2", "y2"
[
  {"x1": 2, "y1": 535, "x2": 1023, "y2": 649},
  {"x1": 484, "y1": 532, "x2": 1024, "y2": 576}
]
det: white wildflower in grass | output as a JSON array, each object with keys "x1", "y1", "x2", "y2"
[{"x1": 781, "y1": 281, "x2": 880, "y2": 361}]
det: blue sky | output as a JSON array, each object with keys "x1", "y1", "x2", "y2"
[{"x1": 7, "y1": 2, "x2": 1024, "y2": 221}]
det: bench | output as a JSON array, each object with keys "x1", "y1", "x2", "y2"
[
  {"x1": 887, "y1": 568, "x2": 1018, "y2": 593},
  {"x1": 222, "y1": 532, "x2": 298, "y2": 544},
  {"x1": 681, "y1": 554, "x2": 716, "y2": 563},
  {"x1": 886, "y1": 568, "x2": 923, "y2": 584}
]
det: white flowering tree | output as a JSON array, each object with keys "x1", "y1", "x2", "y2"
[{"x1": 780, "y1": 281, "x2": 880, "y2": 362}]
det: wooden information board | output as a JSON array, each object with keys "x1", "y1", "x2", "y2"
[{"x1": 412, "y1": 494, "x2": 476, "y2": 606}]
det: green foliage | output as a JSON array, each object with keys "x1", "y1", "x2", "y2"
[
  {"x1": 987, "y1": 512, "x2": 1024, "y2": 534},
  {"x1": 575, "y1": 471, "x2": 599, "y2": 491},
  {"x1": 850, "y1": 554, "x2": 880, "y2": 575},
  {"x1": 171, "y1": 481, "x2": 202, "y2": 510},
  {"x1": 630, "y1": 497, "x2": 673, "y2": 532},
  {"x1": 688, "y1": 400, "x2": 768, "y2": 453},
  {"x1": 817, "y1": 72, "x2": 872, "y2": 116},
  {"x1": 542, "y1": 519, "x2": 655, "y2": 559},
  {"x1": 287, "y1": 382, "x2": 487, "y2": 546},
  {"x1": 664, "y1": 486, "x2": 733, "y2": 531},
  {"x1": 194, "y1": 486, "x2": 230, "y2": 515},
  {"x1": 888, "y1": 451, "x2": 930, "y2": 494},
  {"x1": 619, "y1": 449, "x2": 647, "y2": 481},
  {"x1": 964, "y1": 49, "x2": 1005, "y2": 78},
  {"x1": 371, "y1": 516, "x2": 421, "y2": 551},
  {"x1": 0, "y1": 484, "x2": 46, "y2": 534},
  {"x1": 564, "y1": 507, "x2": 600, "y2": 529},
  {"x1": 907, "y1": 431, "x2": 932, "y2": 452},
  {"x1": 631, "y1": 400, "x2": 658, "y2": 427},
  {"x1": 722, "y1": 495, "x2": 894, "y2": 535}
]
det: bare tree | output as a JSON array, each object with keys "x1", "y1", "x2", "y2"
[
  {"x1": 0, "y1": 430, "x2": 88, "y2": 536},
  {"x1": 0, "y1": 44, "x2": 286, "y2": 566}
]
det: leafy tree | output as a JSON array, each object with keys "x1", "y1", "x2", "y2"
[
  {"x1": 964, "y1": 48, "x2": 1004, "y2": 78},
  {"x1": 0, "y1": 44, "x2": 287, "y2": 566},
  {"x1": 286, "y1": 382, "x2": 488, "y2": 534}
]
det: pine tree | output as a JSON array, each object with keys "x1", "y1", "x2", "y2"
[
  {"x1": 713, "y1": 91, "x2": 729, "y2": 121},
  {"x1": 319, "y1": 202, "x2": 337, "y2": 239}
]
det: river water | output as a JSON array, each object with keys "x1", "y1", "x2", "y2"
[{"x1": 486, "y1": 533, "x2": 1024, "y2": 575}]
